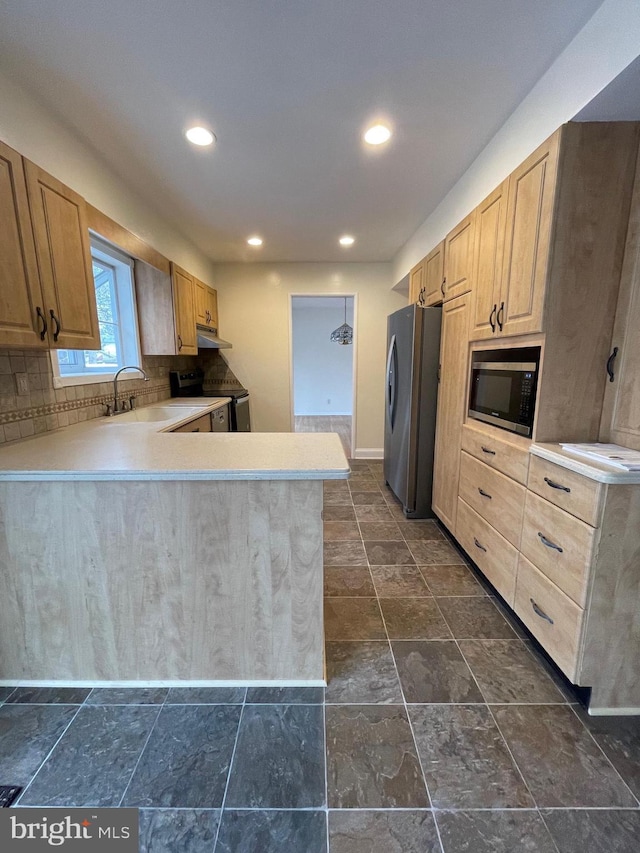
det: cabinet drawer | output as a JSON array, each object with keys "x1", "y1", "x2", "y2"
[
  {"x1": 514, "y1": 554, "x2": 583, "y2": 682},
  {"x1": 520, "y1": 491, "x2": 596, "y2": 607},
  {"x1": 461, "y1": 424, "x2": 530, "y2": 484},
  {"x1": 456, "y1": 497, "x2": 518, "y2": 606},
  {"x1": 528, "y1": 455, "x2": 604, "y2": 526},
  {"x1": 459, "y1": 451, "x2": 525, "y2": 547},
  {"x1": 172, "y1": 413, "x2": 212, "y2": 433}
]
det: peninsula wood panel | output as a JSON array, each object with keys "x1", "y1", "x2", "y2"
[
  {"x1": 24, "y1": 160, "x2": 100, "y2": 350},
  {"x1": 0, "y1": 479, "x2": 324, "y2": 682},
  {"x1": 432, "y1": 292, "x2": 471, "y2": 532},
  {"x1": 469, "y1": 181, "x2": 508, "y2": 340},
  {"x1": 0, "y1": 141, "x2": 46, "y2": 348},
  {"x1": 423, "y1": 241, "x2": 445, "y2": 306}
]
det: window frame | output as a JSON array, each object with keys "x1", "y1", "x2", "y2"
[{"x1": 51, "y1": 237, "x2": 142, "y2": 388}]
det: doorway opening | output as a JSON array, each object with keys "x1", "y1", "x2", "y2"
[{"x1": 290, "y1": 295, "x2": 356, "y2": 457}]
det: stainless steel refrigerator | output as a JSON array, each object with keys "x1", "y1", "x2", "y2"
[{"x1": 384, "y1": 304, "x2": 442, "y2": 518}]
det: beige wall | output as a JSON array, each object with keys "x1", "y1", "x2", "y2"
[
  {"x1": 213, "y1": 263, "x2": 404, "y2": 455},
  {"x1": 0, "y1": 69, "x2": 216, "y2": 283},
  {"x1": 394, "y1": 0, "x2": 640, "y2": 283}
]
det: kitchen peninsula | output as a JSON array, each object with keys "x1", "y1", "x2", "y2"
[{"x1": 0, "y1": 400, "x2": 348, "y2": 686}]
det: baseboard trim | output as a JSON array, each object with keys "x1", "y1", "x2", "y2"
[{"x1": 353, "y1": 448, "x2": 383, "y2": 459}]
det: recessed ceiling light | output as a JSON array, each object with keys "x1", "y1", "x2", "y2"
[
  {"x1": 185, "y1": 126, "x2": 215, "y2": 146},
  {"x1": 247, "y1": 236, "x2": 263, "y2": 246},
  {"x1": 339, "y1": 235, "x2": 355, "y2": 246},
  {"x1": 364, "y1": 124, "x2": 392, "y2": 145}
]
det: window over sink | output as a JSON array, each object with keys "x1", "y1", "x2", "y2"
[{"x1": 51, "y1": 237, "x2": 142, "y2": 386}]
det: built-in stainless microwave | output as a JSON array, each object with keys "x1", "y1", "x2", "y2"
[{"x1": 468, "y1": 350, "x2": 539, "y2": 437}]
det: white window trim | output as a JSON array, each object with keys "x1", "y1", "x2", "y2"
[{"x1": 50, "y1": 237, "x2": 142, "y2": 388}]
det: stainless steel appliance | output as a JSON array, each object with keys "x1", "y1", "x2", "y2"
[
  {"x1": 169, "y1": 369, "x2": 251, "y2": 432},
  {"x1": 384, "y1": 304, "x2": 442, "y2": 518},
  {"x1": 468, "y1": 349, "x2": 539, "y2": 437}
]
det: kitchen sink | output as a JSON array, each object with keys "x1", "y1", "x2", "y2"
[{"x1": 107, "y1": 406, "x2": 208, "y2": 423}]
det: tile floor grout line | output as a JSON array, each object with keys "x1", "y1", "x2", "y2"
[
  {"x1": 566, "y1": 702, "x2": 640, "y2": 808},
  {"x1": 452, "y1": 632, "x2": 541, "y2": 812},
  {"x1": 323, "y1": 693, "x2": 329, "y2": 852},
  {"x1": 211, "y1": 696, "x2": 247, "y2": 851},
  {"x1": 537, "y1": 807, "x2": 568, "y2": 853},
  {"x1": 14, "y1": 703, "x2": 85, "y2": 806},
  {"x1": 116, "y1": 702, "x2": 165, "y2": 808},
  {"x1": 378, "y1": 571, "x2": 446, "y2": 853}
]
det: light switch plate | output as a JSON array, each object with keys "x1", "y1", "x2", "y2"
[{"x1": 15, "y1": 373, "x2": 29, "y2": 395}]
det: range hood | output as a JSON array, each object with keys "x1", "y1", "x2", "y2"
[{"x1": 196, "y1": 324, "x2": 232, "y2": 349}]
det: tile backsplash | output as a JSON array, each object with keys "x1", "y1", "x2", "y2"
[{"x1": 0, "y1": 349, "x2": 242, "y2": 445}]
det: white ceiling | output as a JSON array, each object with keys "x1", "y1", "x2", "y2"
[
  {"x1": 0, "y1": 0, "x2": 604, "y2": 263},
  {"x1": 574, "y1": 55, "x2": 640, "y2": 121}
]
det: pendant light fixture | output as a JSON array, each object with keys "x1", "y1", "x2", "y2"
[{"x1": 330, "y1": 297, "x2": 353, "y2": 345}]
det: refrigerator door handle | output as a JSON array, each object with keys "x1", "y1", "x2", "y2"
[{"x1": 386, "y1": 334, "x2": 398, "y2": 429}]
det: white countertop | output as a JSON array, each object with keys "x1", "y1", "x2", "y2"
[
  {"x1": 0, "y1": 398, "x2": 350, "y2": 481},
  {"x1": 531, "y1": 443, "x2": 640, "y2": 484}
]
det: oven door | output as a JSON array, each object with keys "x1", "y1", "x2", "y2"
[{"x1": 469, "y1": 362, "x2": 536, "y2": 436}]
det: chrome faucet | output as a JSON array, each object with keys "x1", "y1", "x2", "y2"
[{"x1": 108, "y1": 365, "x2": 149, "y2": 415}]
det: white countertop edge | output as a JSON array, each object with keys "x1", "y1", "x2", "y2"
[
  {"x1": 530, "y1": 444, "x2": 640, "y2": 484},
  {"x1": 0, "y1": 469, "x2": 350, "y2": 482}
]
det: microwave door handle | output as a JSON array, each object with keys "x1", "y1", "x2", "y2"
[{"x1": 386, "y1": 334, "x2": 398, "y2": 429}]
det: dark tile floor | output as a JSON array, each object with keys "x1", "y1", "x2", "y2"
[{"x1": 2, "y1": 458, "x2": 640, "y2": 851}]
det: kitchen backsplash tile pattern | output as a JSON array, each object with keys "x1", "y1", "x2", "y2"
[{"x1": 0, "y1": 350, "x2": 241, "y2": 444}]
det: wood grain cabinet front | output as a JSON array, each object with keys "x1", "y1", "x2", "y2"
[
  {"x1": 24, "y1": 160, "x2": 100, "y2": 351},
  {"x1": 171, "y1": 263, "x2": 197, "y2": 355},
  {"x1": 460, "y1": 423, "x2": 530, "y2": 485},
  {"x1": 0, "y1": 141, "x2": 46, "y2": 349},
  {"x1": 423, "y1": 241, "x2": 445, "y2": 306},
  {"x1": 443, "y1": 212, "x2": 475, "y2": 302},
  {"x1": 408, "y1": 260, "x2": 424, "y2": 305},
  {"x1": 458, "y1": 451, "x2": 525, "y2": 547}
]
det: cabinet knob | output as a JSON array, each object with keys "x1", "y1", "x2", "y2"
[
  {"x1": 538, "y1": 531, "x2": 563, "y2": 553},
  {"x1": 530, "y1": 598, "x2": 554, "y2": 625}
]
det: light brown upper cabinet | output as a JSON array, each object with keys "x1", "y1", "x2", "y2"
[
  {"x1": 24, "y1": 160, "x2": 100, "y2": 350},
  {"x1": 408, "y1": 260, "x2": 424, "y2": 305},
  {"x1": 469, "y1": 181, "x2": 509, "y2": 339},
  {"x1": 499, "y1": 133, "x2": 560, "y2": 337},
  {"x1": 423, "y1": 241, "x2": 445, "y2": 306},
  {"x1": 195, "y1": 278, "x2": 219, "y2": 328},
  {"x1": 0, "y1": 141, "x2": 46, "y2": 349},
  {"x1": 171, "y1": 264, "x2": 197, "y2": 355},
  {"x1": 443, "y1": 212, "x2": 475, "y2": 302},
  {"x1": 431, "y1": 291, "x2": 471, "y2": 534}
]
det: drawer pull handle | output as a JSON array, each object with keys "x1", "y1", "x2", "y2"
[
  {"x1": 478, "y1": 488, "x2": 492, "y2": 499},
  {"x1": 544, "y1": 476, "x2": 571, "y2": 493},
  {"x1": 474, "y1": 537, "x2": 487, "y2": 552},
  {"x1": 481, "y1": 446, "x2": 496, "y2": 455},
  {"x1": 530, "y1": 598, "x2": 554, "y2": 625},
  {"x1": 538, "y1": 532, "x2": 563, "y2": 553}
]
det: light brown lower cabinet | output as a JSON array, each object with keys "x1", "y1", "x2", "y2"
[{"x1": 453, "y1": 434, "x2": 640, "y2": 713}]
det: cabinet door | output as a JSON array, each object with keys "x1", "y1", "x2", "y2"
[
  {"x1": 443, "y1": 212, "x2": 475, "y2": 301},
  {"x1": 171, "y1": 264, "x2": 197, "y2": 354},
  {"x1": 500, "y1": 133, "x2": 559, "y2": 337},
  {"x1": 409, "y1": 261, "x2": 424, "y2": 305},
  {"x1": 194, "y1": 278, "x2": 208, "y2": 325},
  {"x1": 0, "y1": 142, "x2": 46, "y2": 348},
  {"x1": 206, "y1": 287, "x2": 219, "y2": 329},
  {"x1": 469, "y1": 181, "x2": 508, "y2": 340},
  {"x1": 24, "y1": 161, "x2": 100, "y2": 350},
  {"x1": 424, "y1": 241, "x2": 445, "y2": 306},
  {"x1": 432, "y1": 292, "x2": 471, "y2": 533}
]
